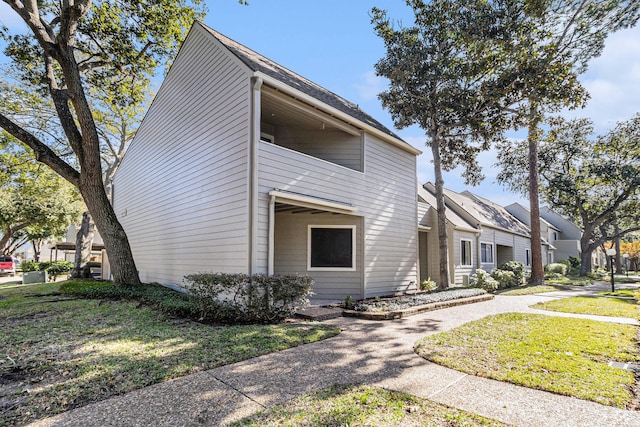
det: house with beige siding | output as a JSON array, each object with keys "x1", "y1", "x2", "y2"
[
  {"x1": 417, "y1": 184, "x2": 479, "y2": 286},
  {"x1": 112, "y1": 22, "x2": 421, "y2": 300},
  {"x1": 422, "y1": 184, "x2": 532, "y2": 284}
]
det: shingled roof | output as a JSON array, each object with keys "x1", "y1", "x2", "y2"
[{"x1": 198, "y1": 22, "x2": 403, "y2": 141}]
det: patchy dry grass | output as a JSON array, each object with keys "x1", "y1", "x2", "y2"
[
  {"x1": 233, "y1": 385, "x2": 507, "y2": 426},
  {"x1": 0, "y1": 281, "x2": 339, "y2": 426},
  {"x1": 415, "y1": 313, "x2": 639, "y2": 408}
]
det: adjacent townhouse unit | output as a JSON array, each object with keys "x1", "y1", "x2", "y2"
[
  {"x1": 417, "y1": 184, "x2": 479, "y2": 286},
  {"x1": 422, "y1": 184, "x2": 532, "y2": 285},
  {"x1": 504, "y1": 202, "x2": 560, "y2": 265},
  {"x1": 112, "y1": 22, "x2": 421, "y2": 300}
]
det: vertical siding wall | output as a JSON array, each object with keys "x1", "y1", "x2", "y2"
[
  {"x1": 112, "y1": 26, "x2": 251, "y2": 285},
  {"x1": 257, "y1": 133, "x2": 418, "y2": 299}
]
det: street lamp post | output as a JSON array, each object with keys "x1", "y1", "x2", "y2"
[
  {"x1": 606, "y1": 248, "x2": 617, "y2": 292},
  {"x1": 623, "y1": 253, "x2": 629, "y2": 278}
]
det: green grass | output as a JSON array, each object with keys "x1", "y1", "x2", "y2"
[
  {"x1": 415, "y1": 313, "x2": 639, "y2": 408},
  {"x1": 498, "y1": 284, "x2": 570, "y2": 295},
  {"x1": 533, "y1": 296, "x2": 639, "y2": 318},
  {"x1": 545, "y1": 276, "x2": 592, "y2": 286},
  {"x1": 597, "y1": 289, "x2": 639, "y2": 298},
  {"x1": 0, "y1": 280, "x2": 340, "y2": 426},
  {"x1": 233, "y1": 384, "x2": 507, "y2": 426}
]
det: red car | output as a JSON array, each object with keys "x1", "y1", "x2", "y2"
[{"x1": 0, "y1": 256, "x2": 17, "y2": 276}]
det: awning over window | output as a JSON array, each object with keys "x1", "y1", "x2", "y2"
[{"x1": 269, "y1": 189, "x2": 357, "y2": 215}]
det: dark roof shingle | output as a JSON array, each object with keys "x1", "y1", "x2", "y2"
[{"x1": 199, "y1": 22, "x2": 403, "y2": 141}]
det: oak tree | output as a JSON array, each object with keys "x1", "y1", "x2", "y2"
[{"x1": 0, "y1": 0, "x2": 205, "y2": 285}]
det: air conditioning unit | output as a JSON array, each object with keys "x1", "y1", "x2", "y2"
[{"x1": 462, "y1": 274, "x2": 470, "y2": 287}]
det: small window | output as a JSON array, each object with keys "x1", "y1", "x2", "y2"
[
  {"x1": 553, "y1": 231, "x2": 558, "y2": 240},
  {"x1": 461, "y1": 239, "x2": 472, "y2": 266},
  {"x1": 525, "y1": 249, "x2": 531, "y2": 266},
  {"x1": 481, "y1": 243, "x2": 493, "y2": 264},
  {"x1": 308, "y1": 226, "x2": 356, "y2": 271}
]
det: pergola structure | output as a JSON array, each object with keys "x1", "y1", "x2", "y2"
[{"x1": 49, "y1": 242, "x2": 106, "y2": 262}]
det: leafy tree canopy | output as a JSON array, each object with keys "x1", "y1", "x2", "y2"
[
  {"x1": 0, "y1": 139, "x2": 83, "y2": 255},
  {"x1": 497, "y1": 114, "x2": 640, "y2": 274},
  {"x1": 0, "y1": 0, "x2": 207, "y2": 285}
]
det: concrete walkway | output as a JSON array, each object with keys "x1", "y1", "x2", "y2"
[{"x1": 32, "y1": 284, "x2": 640, "y2": 427}]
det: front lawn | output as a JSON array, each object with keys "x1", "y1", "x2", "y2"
[
  {"x1": 0, "y1": 280, "x2": 339, "y2": 426},
  {"x1": 497, "y1": 284, "x2": 570, "y2": 295},
  {"x1": 233, "y1": 384, "x2": 507, "y2": 426},
  {"x1": 414, "y1": 313, "x2": 639, "y2": 408},
  {"x1": 532, "y1": 296, "x2": 639, "y2": 319}
]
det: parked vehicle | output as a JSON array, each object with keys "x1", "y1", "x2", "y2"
[{"x1": 0, "y1": 256, "x2": 18, "y2": 276}]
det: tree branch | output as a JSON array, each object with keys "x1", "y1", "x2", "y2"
[{"x1": 0, "y1": 112, "x2": 80, "y2": 186}]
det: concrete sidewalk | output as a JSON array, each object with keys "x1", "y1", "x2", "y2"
[{"x1": 32, "y1": 284, "x2": 640, "y2": 427}]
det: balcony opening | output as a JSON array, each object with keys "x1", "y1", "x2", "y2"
[{"x1": 260, "y1": 85, "x2": 364, "y2": 172}]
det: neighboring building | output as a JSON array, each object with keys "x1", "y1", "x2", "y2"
[
  {"x1": 417, "y1": 184, "x2": 479, "y2": 286},
  {"x1": 423, "y1": 184, "x2": 532, "y2": 285},
  {"x1": 112, "y1": 23, "x2": 421, "y2": 299},
  {"x1": 538, "y1": 206, "x2": 583, "y2": 262},
  {"x1": 504, "y1": 202, "x2": 560, "y2": 265}
]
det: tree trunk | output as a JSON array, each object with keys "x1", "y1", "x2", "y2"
[
  {"x1": 527, "y1": 104, "x2": 545, "y2": 285},
  {"x1": 578, "y1": 228, "x2": 594, "y2": 276},
  {"x1": 431, "y1": 141, "x2": 451, "y2": 289},
  {"x1": 614, "y1": 225, "x2": 622, "y2": 274},
  {"x1": 58, "y1": 45, "x2": 141, "y2": 287},
  {"x1": 80, "y1": 179, "x2": 140, "y2": 286},
  {"x1": 31, "y1": 240, "x2": 41, "y2": 262},
  {"x1": 72, "y1": 211, "x2": 96, "y2": 278}
]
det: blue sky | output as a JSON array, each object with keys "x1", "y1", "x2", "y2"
[{"x1": 2, "y1": 1, "x2": 639, "y2": 206}]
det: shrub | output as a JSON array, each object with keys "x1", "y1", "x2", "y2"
[
  {"x1": 567, "y1": 256, "x2": 581, "y2": 268},
  {"x1": 469, "y1": 269, "x2": 499, "y2": 291},
  {"x1": 420, "y1": 278, "x2": 437, "y2": 292},
  {"x1": 20, "y1": 260, "x2": 41, "y2": 273},
  {"x1": 184, "y1": 272, "x2": 313, "y2": 323},
  {"x1": 545, "y1": 263, "x2": 568, "y2": 276},
  {"x1": 498, "y1": 261, "x2": 525, "y2": 286},
  {"x1": 46, "y1": 261, "x2": 74, "y2": 280},
  {"x1": 20, "y1": 260, "x2": 74, "y2": 279},
  {"x1": 491, "y1": 269, "x2": 516, "y2": 289}
]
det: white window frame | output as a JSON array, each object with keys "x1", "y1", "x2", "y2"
[
  {"x1": 460, "y1": 239, "x2": 473, "y2": 267},
  {"x1": 480, "y1": 242, "x2": 494, "y2": 264},
  {"x1": 525, "y1": 249, "x2": 531, "y2": 266},
  {"x1": 260, "y1": 132, "x2": 275, "y2": 144},
  {"x1": 307, "y1": 225, "x2": 356, "y2": 271}
]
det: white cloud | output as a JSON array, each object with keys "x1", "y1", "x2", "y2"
[
  {"x1": 564, "y1": 26, "x2": 640, "y2": 133},
  {"x1": 354, "y1": 70, "x2": 386, "y2": 101}
]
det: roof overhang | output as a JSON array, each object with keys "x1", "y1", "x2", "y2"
[{"x1": 269, "y1": 190, "x2": 357, "y2": 215}]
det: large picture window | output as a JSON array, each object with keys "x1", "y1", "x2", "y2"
[
  {"x1": 461, "y1": 239, "x2": 472, "y2": 266},
  {"x1": 481, "y1": 243, "x2": 493, "y2": 264},
  {"x1": 308, "y1": 225, "x2": 356, "y2": 271}
]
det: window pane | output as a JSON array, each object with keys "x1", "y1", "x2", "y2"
[
  {"x1": 310, "y1": 228, "x2": 353, "y2": 268},
  {"x1": 461, "y1": 240, "x2": 471, "y2": 265},
  {"x1": 481, "y1": 243, "x2": 493, "y2": 263}
]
